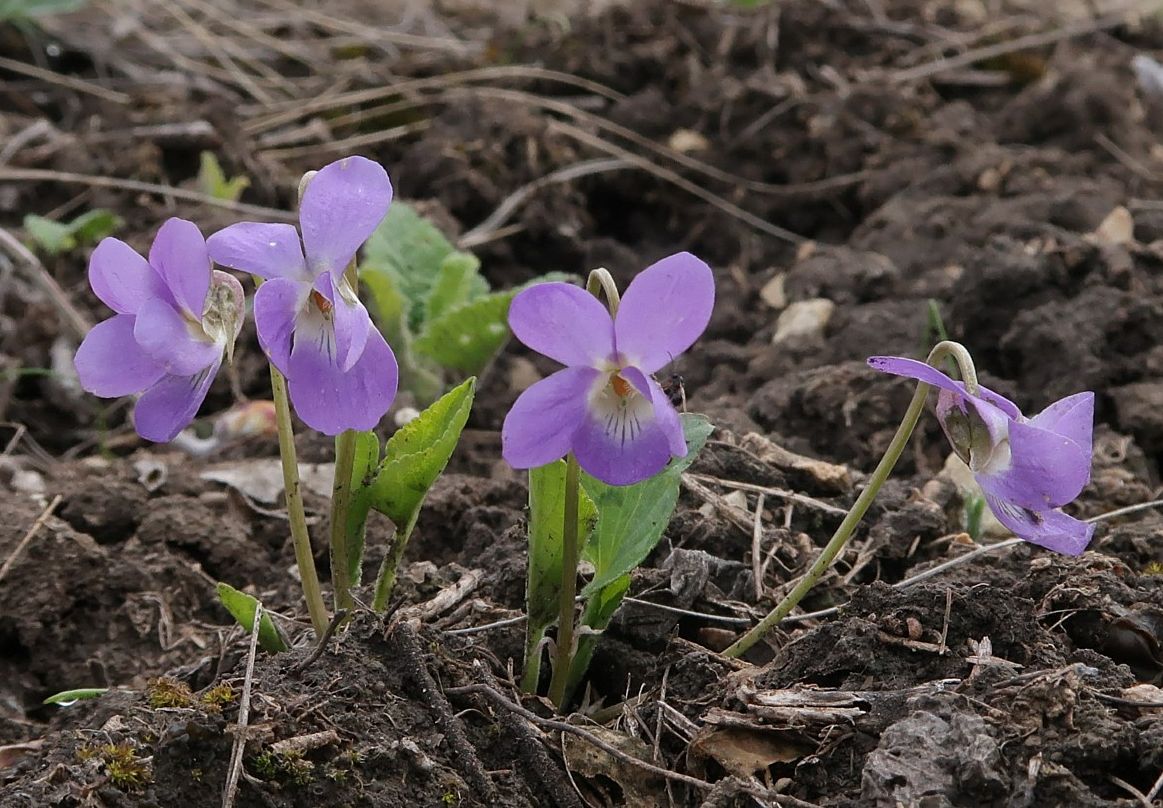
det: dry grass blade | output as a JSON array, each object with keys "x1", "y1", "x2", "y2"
[
  {"x1": 0, "y1": 228, "x2": 92, "y2": 341},
  {"x1": 0, "y1": 495, "x2": 62, "y2": 586},
  {"x1": 0, "y1": 55, "x2": 130, "y2": 104},
  {"x1": 222, "y1": 603, "x2": 262, "y2": 808}
]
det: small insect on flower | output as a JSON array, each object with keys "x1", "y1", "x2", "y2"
[
  {"x1": 73, "y1": 218, "x2": 243, "y2": 442},
  {"x1": 868, "y1": 356, "x2": 1095, "y2": 555},
  {"x1": 207, "y1": 156, "x2": 398, "y2": 435},
  {"x1": 502, "y1": 252, "x2": 714, "y2": 486}
]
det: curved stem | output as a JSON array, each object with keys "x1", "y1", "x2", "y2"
[
  {"x1": 586, "y1": 268, "x2": 620, "y2": 317},
  {"x1": 723, "y1": 340, "x2": 974, "y2": 658},
  {"x1": 270, "y1": 364, "x2": 329, "y2": 636},
  {"x1": 546, "y1": 453, "x2": 581, "y2": 708}
]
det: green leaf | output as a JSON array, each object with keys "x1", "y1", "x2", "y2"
[
  {"x1": 424, "y1": 251, "x2": 487, "y2": 322},
  {"x1": 580, "y1": 414, "x2": 713, "y2": 597},
  {"x1": 564, "y1": 573, "x2": 631, "y2": 700},
  {"x1": 344, "y1": 430, "x2": 381, "y2": 586},
  {"x1": 198, "y1": 152, "x2": 250, "y2": 202},
  {"x1": 413, "y1": 291, "x2": 514, "y2": 375},
  {"x1": 367, "y1": 377, "x2": 475, "y2": 530},
  {"x1": 523, "y1": 459, "x2": 598, "y2": 690},
  {"x1": 68, "y1": 209, "x2": 123, "y2": 246},
  {"x1": 0, "y1": 0, "x2": 87, "y2": 21},
  {"x1": 43, "y1": 687, "x2": 108, "y2": 705},
  {"x1": 215, "y1": 582, "x2": 288, "y2": 653},
  {"x1": 362, "y1": 201, "x2": 460, "y2": 326},
  {"x1": 24, "y1": 214, "x2": 74, "y2": 255}
]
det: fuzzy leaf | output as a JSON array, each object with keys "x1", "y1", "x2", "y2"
[
  {"x1": 367, "y1": 377, "x2": 475, "y2": 530},
  {"x1": 580, "y1": 414, "x2": 713, "y2": 596},
  {"x1": 424, "y1": 251, "x2": 487, "y2": 322},
  {"x1": 23, "y1": 215, "x2": 74, "y2": 255},
  {"x1": 67, "y1": 209, "x2": 123, "y2": 245},
  {"x1": 0, "y1": 0, "x2": 86, "y2": 20},
  {"x1": 198, "y1": 152, "x2": 250, "y2": 202},
  {"x1": 362, "y1": 201, "x2": 459, "y2": 326},
  {"x1": 43, "y1": 687, "x2": 109, "y2": 705},
  {"x1": 413, "y1": 291, "x2": 514, "y2": 374},
  {"x1": 216, "y1": 582, "x2": 288, "y2": 653},
  {"x1": 523, "y1": 459, "x2": 598, "y2": 690}
]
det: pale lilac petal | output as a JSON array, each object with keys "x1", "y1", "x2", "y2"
[
  {"x1": 502, "y1": 366, "x2": 599, "y2": 469},
  {"x1": 88, "y1": 238, "x2": 170, "y2": 315},
  {"x1": 315, "y1": 272, "x2": 370, "y2": 372},
  {"x1": 977, "y1": 419, "x2": 1091, "y2": 510},
  {"x1": 254, "y1": 278, "x2": 309, "y2": 375},
  {"x1": 148, "y1": 218, "x2": 211, "y2": 317},
  {"x1": 508, "y1": 283, "x2": 615, "y2": 367},
  {"x1": 286, "y1": 316, "x2": 397, "y2": 435},
  {"x1": 1028, "y1": 392, "x2": 1094, "y2": 449},
  {"x1": 981, "y1": 490, "x2": 1094, "y2": 556},
  {"x1": 74, "y1": 315, "x2": 165, "y2": 397},
  {"x1": 133, "y1": 358, "x2": 222, "y2": 442},
  {"x1": 133, "y1": 298, "x2": 220, "y2": 377},
  {"x1": 299, "y1": 156, "x2": 393, "y2": 280},
  {"x1": 206, "y1": 222, "x2": 309, "y2": 282},
  {"x1": 614, "y1": 252, "x2": 714, "y2": 373},
  {"x1": 868, "y1": 356, "x2": 1022, "y2": 419},
  {"x1": 619, "y1": 366, "x2": 687, "y2": 458},
  {"x1": 573, "y1": 401, "x2": 673, "y2": 486}
]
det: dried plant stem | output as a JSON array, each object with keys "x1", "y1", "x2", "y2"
[
  {"x1": 724, "y1": 341, "x2": 975, "y2": 658},
  {"x1": 329, "y1": 429, "x2": 357, "y2": 612},
  {"x1": 270, "y1": 364, "x2": 328, "y2": 636},
  {"x1": 546, "y1": 453, "x2": 581, "y2": 709}
]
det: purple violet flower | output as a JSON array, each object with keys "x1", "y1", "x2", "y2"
[
  {"x1": 502, "y1": 252, "x2": 714, "y2": 486},
  {"x1": 206, "y1": 156, "x2": 397, "y2": 436},
  {"x1": 73, "y1": 218, "x2": 244, "y2": 442},
  {"x1": 868, "y1": 356, "x2": 1095, "y2": 555}
]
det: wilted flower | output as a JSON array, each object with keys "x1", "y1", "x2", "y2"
[
  {"x1": 207, "y1": 156, "x2": 397, "y2": 435},
  {"x1": 868, "y1": 356, "x2": 1094, "y2": 555},
  {"x1": 503, "y1": 252, "x2": 714, "y2": 485},
  {"x1": 73, "y1": 218, "x2": 243, "y2": 442}
]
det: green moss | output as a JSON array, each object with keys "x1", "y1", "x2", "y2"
[
  {"x1": 442, "y1": 790, "x2": 459, "y2": 805},
  {"x1": 249, "y1": 748, "x2": 314, "y2": 785},
  {"x1": 199, "y1": 682, "x2": 236, "y2": 712},
  {"x1": 77, "y1": 742, "x2": 152, "y2": 792},
  {"x1": 146, "y1": 676, "x2": 194, "y2": 709}
]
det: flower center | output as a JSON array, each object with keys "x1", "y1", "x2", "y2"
[
  {"x1": 310, "y1": 289, "x2": 334, "y2": 317},
  {"x1": 610, "y1": 373, "x2": 633, "y2": 398}
]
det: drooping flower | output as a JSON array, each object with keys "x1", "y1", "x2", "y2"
[
  {"x1": 206, "y1": 156, "x2": 397, "y2": 436},
  {"x1": 868, "y1": 356, "x2": 1095, "y2": 555},
  {"x1": 503, "y1": 252, "x2": 714, "y2": 486},
  {"x1": 73, "y1": 218, "x2": 244, "y2": 442}
]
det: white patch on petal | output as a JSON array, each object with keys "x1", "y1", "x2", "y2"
[{"x1": 588, "y1": 372, "x2": 655, "y2": 449}]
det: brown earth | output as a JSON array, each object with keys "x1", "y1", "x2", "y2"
[{"x1": 1, "y1": 0, "x2": 1162, "y2": 805}]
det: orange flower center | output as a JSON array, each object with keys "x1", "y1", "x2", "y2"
[
  {"x1": 610, "y1": 373, "x2": 633, "y2": 398},
  {"x1": 310, "y1": 289, "x2": 333, "y2": 316}
]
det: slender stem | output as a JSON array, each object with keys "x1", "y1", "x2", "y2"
[
  {"x1": 270, "y1": 364, "x2": 329, "y2": 636},
  {"x1": 329, "y1": 429, "x2": 357, "y2": 612},
  {"x1": 371, "y1": 514, "x2": 418, "y2": 612},
  {"x1": 723, "y1": 340, "x2": 979, "y2": 658},
  {"x1": 520, "y1": 626, "x2": 546, "y2": 693},
  {"x1": 546, "y1": 453, "x2": 581, "y2": 708}
]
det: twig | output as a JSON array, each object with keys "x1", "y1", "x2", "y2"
[
  {"x1": 0, "y1": 228, "x2": 92, "y2": 341},
  {"x1": 222, "y1": 603, "x2": 262, "y2": 808},
  {"x1": 0, "y1": 495, "x2": 62, "y2": 586},
  {"x1": 445, "y1": 612, "x2": 527, "y2": 636},
  {"x1": 1094, "y1": 133, "x2": 1161, "y2": 182},
  {"x1": 0, "y1": 54, "x2": 130, "y2": 104},
  {"x1": 1109, "y1": 775, "x2": 1151, "y2": 808},
  {"x1": 0, "y1": 168, "x2": 296, "y2": 221},
  {"x1": 290, "y1": 609, "x2": 347, "y2": 673},
  {"x1": 443, "y1": 684, "x2": 714, "y2": 792},
  {"x1": 685, "y1": 474, "x2": 848, "y2": 516},
  {"x1": 460, "y1": 158, "x2": 632, "y2": 248},
  {"x1": 889, "y1": 11, "x2": 1133, "y2": 84},
  {"x1": 1146, "y1": 767, "x2": 1163, "y2": 803},
  {"x1": 751, "y1": 493, "x2": 766, "y2": 601}
]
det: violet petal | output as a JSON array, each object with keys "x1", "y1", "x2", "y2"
[
  {"x1": 74, "y1": 314, "x2": 166, "y2": 397},
  {"x1": 572, "y1": 395, "x2": 673, "y2": 486},
  {"x1": 501, "y1": 366, "x2": 598, "y2": 469},
  {"x1": 980, "y1": 488, "x2": 1095, "y2": 556},
  {"x1": 133, "y1": 358, "x2": 222, "y2": 443},
  {"x1": 206, "y1": 222, "x2": 309, "y2": 282},
  {"x1": 133, "y1": 298, "x2": 220, "y2": 377},
  {"x1": 286, "y1": 313, "x2": 397, "y2": 435},
  {"x1": 977, "y1": 418, "x2": 1091, "y2": 510},
  {"x1": 1028, "y1": 391, "x2": 1094, "y2": 449},
  {"x1": 299, "y1": 156, "x2": 393, "y2": 281},
  {"x1": 148, "y1": 218, "x2": 210, "y2": 317},
  {"x1": 253, "y1": 278, "x2": 308, "y2": 376},
  {"x1": 614, "y1": 252, "x2": 714, "y2": 373},
  {"x1": 315, "y1": 272, "x2": 370, "y2": 372},
  {"x1": 868, "y1": 355, "x2": 1022, "y2": 419},
  {"x1": 88, "y1": 238, "x2": 170, "y2": 315},
  {"x1": 508, "y1": 283, "x2": 615, "y2": 368}
]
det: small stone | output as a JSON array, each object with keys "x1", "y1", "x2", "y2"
[
  {"x1": 759, "y1": 272, "x2": 787, "y2": 310},
  {"x1": 667, "y1": 128, "x2": 709, "y2": 153},
  {"x1": 1090, "y1": 206, "x2": 1135, "y2": 246},
  {"x1": 772, "y1": 298, "x2": 834, "y2": 345}
]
